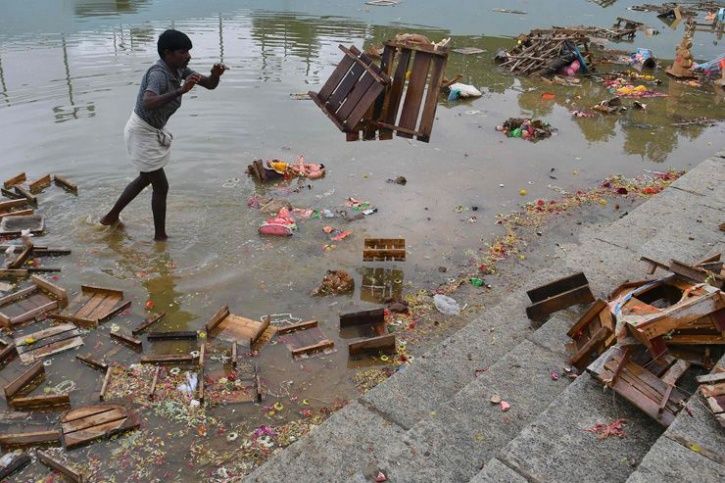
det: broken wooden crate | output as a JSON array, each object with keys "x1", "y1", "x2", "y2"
[
  {"x1": 205, "y1": 305, "x2": 273, "y2": 348},
  {"x1": 0, "y1": 429, "x2": 62, "y2": 449},
  {"x1": 587, "y1": 345, "x2": 688, "y2": 426},
  {"x1": 0, "y1": 213, "x2": 45, "y2": 236},
  {"x1": 567, "y1": 299, "x2": 616, "y2": 371},
  {"x1": 526, "y1": 272, "x2": 594, "y2": 323},
  {"x1": 50, "y1": 285, "x2": 130, "y2": 328},
  {"x1": 3, "y1": 360, "x2": 45, "y2": 400},
  {"x1": 276, "y1": 320, "x2": 334, "y2": 357},
  {"x1": 363, "y1": 238, "x2": 406, "y2": 262},
  {"x1": 340, "y1": 308, "x2": 386, "y2": 339},
  {"x1": 697, "y1": 370, "x2": 725, "y2": 428},
  {"x1": 60, "y1": 403, "x2": 140, "y2": 449},
  {"x1": 14, "y1": 323, "x2": 83, "y2": 363},
  {"x1": 311, "y1": 39, "x2": 449, "y2": 142},
  {"x1": 206, "y1": 353, "x2": 263, "y2": 405},
  {"x1": 0, "y1": 275, "x2": 68, "y2": 328}
]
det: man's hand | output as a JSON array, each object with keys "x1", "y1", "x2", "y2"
[
  {"x1": 181, "y1": 73, "x2": 202, "y2": 93},
  {"x1": 210, "y1": 63, "x2": 228, "y2": 77}
]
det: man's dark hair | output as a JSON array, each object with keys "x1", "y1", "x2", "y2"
[{"x1": 157, "y1": 29, "x2": 192, "y2": 58}]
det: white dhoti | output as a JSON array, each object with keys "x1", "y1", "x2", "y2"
[{"x1": 124, "y1": 111, "x2": 173, "y2": 172}]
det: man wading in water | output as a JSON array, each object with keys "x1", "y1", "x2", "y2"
[{"x1": 100, "y1": 29, "x2": 227, "y2": 241}]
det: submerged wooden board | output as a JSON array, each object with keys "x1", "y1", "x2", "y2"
[
  {"x1": 278, "y1": 325, "x2": 335, "y2": 357},
  {"x1": 3, "y1": 361, "x2": 45, "y2": 399},
  {"x1": 53, "y1": 285, "x2": 127, "y2": 327},
  {"x1": 211, "y1": 313, "x2": 270, "y2": 346},
  {"x1": 0, "y1": 429, "x2": 62, "y2": 448},
  {"x1": 10, "y1": 393, "x2": 71, "y2": 410},
  {"x1": 0, "y1": 213, "x2": 44, "y2": 235},
  {"x1": 37, "y1": 450, "x2": 85, "y2": 482},
  {"x1": 348, "y1": 334, "x2": 396, "y2": 356},
  {"x1": 61, "y1": 404, "x2": 139, "y2": 449},
  {"x1": 14, "y1": 323, "x2": 83, "y2": 363}
]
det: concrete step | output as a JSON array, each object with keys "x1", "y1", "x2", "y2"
[
  {"x1": 246, "y1": 154, "x2": 725, "y2": 482},
  {"x1": 625, "y1": 355, "x2": 725, "y2": 483}
]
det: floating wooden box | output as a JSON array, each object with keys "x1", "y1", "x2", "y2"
[
  {"x1": 0, "y1": 275, "x2": 68, "y2": 328},
  {"x1": 567, "y1": 299, "x2": 615, "y2": 371},
  {"x1": 50, "y1": 285, "x2": 129, "y2": 328},
  {"x1": 363, "y1": 238, "x2": 406, "y2": 262},
  {"x1": 60, "y1": 403, "x2": 140, "y2": 449},
  {"x1": 277, "y1": 321, "x2": 334, "y2": 358},
  {"x1": 348, "y1": 334, "x2": 396, "y2": 356},
  {"x1": 14, "y1": 323, "x2": 83, "y2": 363},
  {"x1": 0, "y1": 213, "x2": 45, "y2": 236},
  {"x1": 205, "y1": 305, "x2": 271, "y2": 348}
]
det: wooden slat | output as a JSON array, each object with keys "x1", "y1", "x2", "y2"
[
  {"x1": 568, "y1": 299, "x2": 608, "y2": 338},
  {"x1": 231, "y1": 341, "x2": 238, "y2": 368},
  {"x1": 10, "y1": 393, "x2": 71, "y2": 410},
  {"x1": 92, "y1": 294, "x2": 124, "y2": 320},
  {"x1": 336, "y1": 70, "x2": 377, "y2": 122},
  {"x1": 0, "y1": 430, "x2": 61, "y2": 447},
  {"x1": 0, "y1": 199, "x2": 29, "y2": 212},
  {"x1": 148, "y1": 365, "x2": 161, "y2": 400},
  {"x1": 340, "y1": 308, "x2": 385, "y2": 328},
  {"x1": 309, "y1": 91, "x2": 349, "y2": 132},
  {"x1": 570, "y1": 326, "x2": 611, "y2": 370},
  {"x1": 416, "y1": 54, "x2": 446, "y2": 142},
  {"x1": 205, "y1": 305, "x2": 230, "y2": 332},
  {"x1": 74, "y1": 293, "x2": 107, "y2": 320},
  {"x1": 291, "y1": 339, "x2": 334, "y2": 357},
  {"x1": 3, "y1": 172, "x2": 26, "y2": 189},
  {"x1": 3, "y1": 361, "x2": 44, "y2": 399},
  {"x1": 147, "y1": 331, "x2": 198, "y2": 341},
  {"x1": 526, "y1": 285, "x2": 594, "y2": 321},
  {"x1": 53, "y1": 175, "x2": 78, "y2": 194},
  {"x1": 527, "y1": 272, "x2": 589, "y2": 303},
  {"x1": 28, "y1": 174, "x2": 51, "y2": 194},
  {"x1": 63, "y1": 413, "x2": 139, "y2": 449},
  {"x1": 13, "y1": 186, "x2": 37, "y2": 204},
  {"x1": 326, "y1": 46, "x2": 370, "y2": 112},
  {"x1": 140, "y1": 354, "x2": 195, "y2": 364},
  {"x1": 339, "y1": 45, "x2": 389, "y2": 84},
  {"x1": 397, "y1": 51, "x2": 432, "y2": 138},
  {"x1": 63, "y1": 408, "x2": 126, "y2": 434},
  {"x1": 19, "y1": 337, "x2": 83, "y2": 363},
  {"x1": 348, "y1": 334, "x2": 396, "y2": 355},
  {"x1": 131, "y1": 312, "x2": 166, "y2": 335},
  {"x1": 97, "y1": 299, "x2": 131, "y2": 323},
  {"x1": 0, "y1": 285, "x2": 38, "y2": 306},
  {"x1": 80, "y1": 285, "x2": 124, "y2": 298},
  {"x1": 344, "y1": 83, "x2": 385, "y2": 131},
  {"x1": 276, "y1": 320, "x2": 318, "y2": 335},
  {"x1": 32, "y1": 275, "x2": 68, "y2": 307},
  {"x1": 696, "y1": 372, "x2": 725, "y2": 384},
  {"x1": 62, "y1": 404, "x2": 118, "y2": 423},
  {"x1": 37, "y1": 450, "x2": 85, "y2": 482},
  {"x1": 99, "y1": 367, "x2": 112, "y2": 401},
  {"x1": 379, "y1": 48, "x2": 411, "y2": 140},
  {"x1": 384, "y1": 39, "x2": 449, "y2": 57},
  {"x1": 317, "y1": 53, "x2": 356, "y2": 101},
  {"x1": 76, "y1": 354, "x2": 108, "y2": 371},
  {"x1": 15, "y1": 323, "x2": 77, "y2": 354},
  {"x1": 11, "y1": 300, "x2": 58, "y2": 325},
  {"x1": 0, "y1": 342, "x2": 17, "y2": 365},
  {"x1": 110, "y1": 332, "x2": 142, "y2": 351}
]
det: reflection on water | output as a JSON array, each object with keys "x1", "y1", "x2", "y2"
[
  {"x1": 359, "y1": 267, "x2": 404, "y2": 304},
  {"x1": 74, "y1": 0, "x2": 151, "y2": 17}
]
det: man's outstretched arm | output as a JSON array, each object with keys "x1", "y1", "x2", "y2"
[{"x1": 197, "y1": 63, "x2": 228, "y2": 90}]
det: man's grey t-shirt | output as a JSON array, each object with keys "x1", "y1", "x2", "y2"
[{"x1": 133, "y1": 60, "x2": 196, "y2": 129}]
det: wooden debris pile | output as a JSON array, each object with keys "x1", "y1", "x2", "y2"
[
  {"x1": 497, "y1": 30, "x2": 591, "y2": 77},
  {"x1": 563, "y1": 254, "x2": 724, "y2": 427}
]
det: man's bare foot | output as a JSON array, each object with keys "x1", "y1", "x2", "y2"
[
  {"x1": 100, "y1": 215, "x2": 124, "y2": 228},
  {"x1": 154, "y1": 234, "x2": 169, "y2": 242}
]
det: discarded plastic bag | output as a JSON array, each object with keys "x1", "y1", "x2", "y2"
[
  {"x1": 447, "y1": 82, "x2": 482, "y2": 101},
  {"x1": 177, "y1": 372, "x2": 198, "y2": 394},
  {"x1": 433, "y1": 294, "x2": 461, "y2": 315}
]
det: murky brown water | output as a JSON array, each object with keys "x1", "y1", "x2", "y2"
[{"x1": 1, "y1": 0, "x2": 724, "y2": 480}]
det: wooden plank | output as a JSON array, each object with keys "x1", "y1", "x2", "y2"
[
  {"x1": 37, "y1": 450, "x2": 85, "y2": 482},
  {"x1": 3, "y1": 172, "x2": 26, "y2": 189},
  {"x1": 148, "y1": 365, "x2": 161, "y2": 400},
  {"x1": 0, "y1": 342, "x2": 17, "y2": 366},
  {"x1": 131, "y1": 312, "x2": 166, "y2": 335},
  {"x1": 10, "y1": 393, "x2": 71, "y2": 410},
  {"x1": 3, "y1": 361, "x2": 44, "y2": 399},
  {"x1": 205, "y1": 305, "x2": 230, "y2": 333},
  {"x1": 416, "y1": 54, "x2": 446, "y2": 142},
  {"x1": 344, "y1": 83, "x2": 385, "y2": 131},
  {"x1": 80, "y1": 285, "x2": 124, "y2": 298},
  {"x1": 568, "y1": 299, "x2": 608, "y2": 338},
  {"x1": 291, "y1": 339, "x2": 334, "y2": 357},
  {"x1": 526, "y1": 284, "x2": 594, "y2": 320},
  {"x1": 0, "y1": 208, "x2": 34, "y2": 220},
  {"x1": 13, "y1": 186, "x2": 37, "y2": 204},
  {"x1": 340, "y1": 308, "x2": 385, "y2": 328},
  {"x1": 28, "y1": 174, "x2": 51, "y2": 194},
  {"x1": 0, "y1": 452, "x2": 30, "y2": 479},
  {"x1": 317, "y1": 53, "x2": 356, "y2": 101},
  {"x1": 0, "y1": 430, "x2": 61, "y2": 447},
  {"x1": 32, "y1": 275, "x2": 68, "y2": 307},
  {"x1": 47, "y1": 313, "x2": 96, "y2": 328},
  {"x1": 53, "y1": 175, "x2": 78, "y2": 194},
  {"x1": 0, "y1": 285, "x2": 38, "y2": 306},
  {"x1": 348, "y1": 334, "x2": 396, "y2": 355},
  {"x1": 309, "y1": 92, "x2": 349, "y2": 132},
  {"x1": 63, "y1": 408, "x2": 126, "y2": 434},
  {"x1": 76, "y1": 354, "x2": 108, "y2": 371},
  {"x1": 63, "y1": 413, "x2": 139, "y2": 449},
  {"x1": 326, "y1": 46, "x2": 370, "y2": 112},
  {"x1": 147, "y1": 331, "x2": 198, "y2": 341},
  {"x1": 632, "y1": 290, "x2": 724, "y2": 340},
  {"x1": 665, "y1": 334, "x2": 725, "y2": 344},
  {"x1": 276, "y1": 320, "x2": 318, "y2": 335},
  {"x1": 0, "y1": 199, "x2": 30, "y2": 212},
  {"x1": 670, "y1": 259, "x2": 724, "y2": 287},
  {"x1": 73, "y1": 293, "x2": 107, "y2": 320},
  {"x1": 88, "y1": 293, "x2": 120, "y2": 318},
  {"x1": 231, "y1": 341, "x2": 238, "y2": 368},
  {"x1": 339, "y1": 45, "x2": 389, "y2": 84},
  {"x1": 18, "y1": 335, "x2": 83, "y2": 364},
  {"x1": 15, "y1": 323, "x2": 77, "y2": 353},
  {"x1": 199, "y1": 342, "x2": 206, "y2": 369},
  {"x1": 10, "y1": 300, "x2": 58, "y2": 325},
  {"x1": 527, "y1": 272, "x2": 589, "y2": 302},
  {"x1": 97, "y1": 299, "x2": 130, "y2": 322},
  {"x1": 110, "y1": 332, "x2": 142, "y2": 351},
  {"x1": 704, "y1": 396, "x2": 724, "y2": 414},
  {"x1": 379, "y1": 48, "x2": 412, "y2": 140},
  {"x1": 62, "y1": 404, "x2": 117, "y2": 423},
  {"x1": 140, "y1": 354, "x2": 195, "y2": 364},
  {"x1": 0, "y1": 188, "x2": 24, "y2": 200},
  {"x1": 397, "y1": 51, "x2": 432, "y2": 139},
  {"x1": 99, "y1": 367, "x2": 112, "y2": 401},
  {"x1": 7, "y1": 244, "x2": 32, "y2": 269},
  {"x1": 696, "y1": 372, "x2": 725, "y2": 384},
  {"x1": 255, "y1": 363, "x2": 263, "y2": 402}
]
